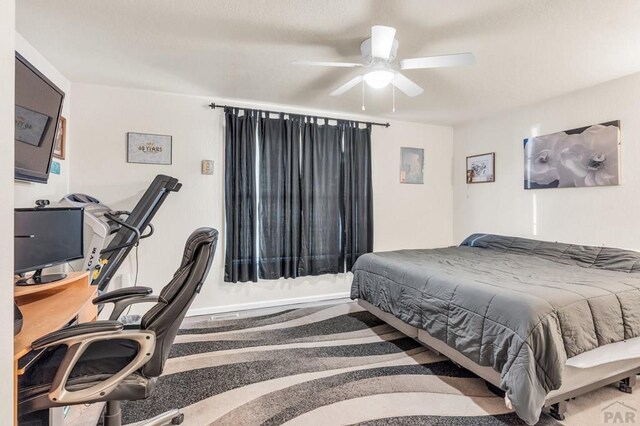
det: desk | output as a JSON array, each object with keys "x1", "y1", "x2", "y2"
[{"x1": 14, "y1": 272, "x2": 97, "y2": 425}]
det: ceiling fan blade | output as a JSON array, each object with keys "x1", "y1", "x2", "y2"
[
  {"x1": 392, "y1": 72, "x2": 423, "y2": 97},
  {"x1": 371, "y1": 25, "x2": 396, "y2": 59},
  {"x1": 400, "y1": 52, "x2": 475, "y2": 70},
  {"x1": 330, "y1": 75, "x2": 364, "y2": 96},
  {"x1": 292, "y1": 60, "x2": 361, "y2": 68}
]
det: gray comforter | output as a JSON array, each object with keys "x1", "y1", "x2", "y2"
[{"x1": 350, "y1": 234, "x2": 640, "y2": 425}]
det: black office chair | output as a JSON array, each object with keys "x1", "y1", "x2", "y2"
[{"x1": 18, "y1": 227, "x2": 218, "y2": 426}]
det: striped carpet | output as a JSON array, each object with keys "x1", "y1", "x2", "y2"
[{"x1": 121, "y1": 302, "x2": 560, "y2": 425}]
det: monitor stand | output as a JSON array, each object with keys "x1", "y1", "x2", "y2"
[{"x1": 16, "y1": 269, "x2": 67, "y2": 286}]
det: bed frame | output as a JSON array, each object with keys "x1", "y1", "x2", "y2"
[{"x1": 358, "y1": 299, "x2": 640, "y2": 421}]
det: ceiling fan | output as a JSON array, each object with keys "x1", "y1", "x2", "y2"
[{"x1": 293, "y1": 25, "x2": 475, "y2": 98}]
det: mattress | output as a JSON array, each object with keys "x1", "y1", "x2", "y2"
[
  {"x1": 358, "y1": 300, "x2": 640, "y2": 388},
  {"x1": 359, "y1": 299, "x2": 640, "y2": 409},
  {"x1": 565, "y1": 337, "x2": 640, "y2": 368},
  {"x1": 350, "y1": 234, "x2": 640, "y2": 425}
]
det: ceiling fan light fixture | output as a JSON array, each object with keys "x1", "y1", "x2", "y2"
[
  {"x1": 364, "y1": 69, "x2": 394, "y2": 89},
  {"x1": 295, "y1": 25, "x2": 472, "y2": 100}
]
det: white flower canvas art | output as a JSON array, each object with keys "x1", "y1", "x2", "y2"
[{"x1": 524, "y1": 121, "x2": 620, "y2": 189}]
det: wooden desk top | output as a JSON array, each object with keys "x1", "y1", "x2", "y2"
[{"x1": 14, "y1": 272, "x2": 96, "y2": 360}]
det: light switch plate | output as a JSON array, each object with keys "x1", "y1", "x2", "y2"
[{"x1": 201, "y1": 159, "x2": 214, "y2": 175}]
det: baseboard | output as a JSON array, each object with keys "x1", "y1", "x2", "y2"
[{"x1": 186, "y1": 292, "x2": 351, "y2": 317}]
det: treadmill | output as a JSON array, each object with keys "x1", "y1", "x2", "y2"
[{"x1": 59, "y1": 174, "x2": 181, "y2": 292}]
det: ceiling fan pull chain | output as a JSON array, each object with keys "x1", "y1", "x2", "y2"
[
  {"x1": 392, "y1": 73, "x2": 396, "y2": 113},
  {"x1": 361, "y1": 80, "x2": 366, "y2": 111}
]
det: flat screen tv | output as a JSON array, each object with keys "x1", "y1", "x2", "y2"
[{"x1": 15, "y1": 52, "x2": 65, "y2": 183}]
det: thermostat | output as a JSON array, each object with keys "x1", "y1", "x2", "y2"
[{"x1": 201, "y1": 160, "x2": 214, "y2": 175}]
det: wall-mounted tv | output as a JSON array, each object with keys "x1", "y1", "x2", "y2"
[{"x1": 15, "y1": 52, "x2": 65, "y2": 183}]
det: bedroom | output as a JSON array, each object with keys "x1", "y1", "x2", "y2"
[{"x1": 2, "y1": 1, "x2": 640, "y2": 425}]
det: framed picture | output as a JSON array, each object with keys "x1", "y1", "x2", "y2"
[
  {"x1": 127, "y1": 132, "x2": 172, "y2": 165},
  {"x1": 53, "y1": 116, "x2": 66, "y2": 159},
  {"x1": 400, "y1": 147, "x2": 424, "y2": 184},
  {"x1": 524, "y1": 121, "x2": 620, "y2": 189},
  {"x1": 466, "y1": 152, "x2": 495, "y2": 183}
]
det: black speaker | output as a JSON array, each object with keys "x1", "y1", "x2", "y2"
[{"x1": 14, "y1": 301, "x2": 23, "y2": 335}]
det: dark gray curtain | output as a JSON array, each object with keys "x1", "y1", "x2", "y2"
[
  {"x1": 299, "y1": 119, "x2": 344, "y2": 276},
  {"x1": 258, "y1": 114, "x2": 301, "y2": 279},
  {"x1": 224, "y1": 110, "x2": 374, "y2": 282},
  {"x1": 224, "y1": 108, "x2": 259, "y2": 283},
  {"x1": 342, "y1": 121, "x2": 374, "y2": 270}
]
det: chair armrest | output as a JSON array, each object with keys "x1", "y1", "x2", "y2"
[
  {"x1": 92, "y1": 286, "x2": 153, "y2": 304},
  {"x1": 107, "y1": 295, "x2": 162, "y2": 321},
  {"x1": 34, "y1": 324, "x2": 156, "y2": 405},
  {"x1": 93, "y1": 286, "x2": 161, "y2": 321},
  {"x1": 32, "y1": 321, "x2": 123, "y2": 349}
]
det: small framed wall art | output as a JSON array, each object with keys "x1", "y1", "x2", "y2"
[
  {"x1": 466, "y1": 152, "x2": 495, "y2": 183},
  {"x1": 400, "y1": 147, "x2": 424, "y2": 184},
  {"x1": 53, "y1": 116, "x2": 66, "y2": 160},
  {"x1": 127, "y1": 132, "x2": 172, "y2": 165}
]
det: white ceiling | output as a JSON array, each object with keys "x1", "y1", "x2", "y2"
[{"x1": 16, "y1": 0, "x2": 640, "y2": 125}]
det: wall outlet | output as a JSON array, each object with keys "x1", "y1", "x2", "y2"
[{"x1": 201, "y1": 159, "x2": 214, "y2": 175}]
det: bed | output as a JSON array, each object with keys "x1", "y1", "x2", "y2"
[{"x1": 350, "y1": 234, "x2": 640, "y2": 425}]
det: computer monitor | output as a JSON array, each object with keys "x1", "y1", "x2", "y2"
[{"x1": 14, "y1": 207, "x2": 84, "y2": 286}]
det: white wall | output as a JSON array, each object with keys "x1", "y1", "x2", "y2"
[
  {"x1": 372, "y1": 120, "x2": 453, "y2": 251},
  {"x1": 14, "y1": 32, "x2": 71, "y2": 208},
  {"x1": 1, "y1": 0, "x2": 15, "y2": 423},
  {"x1": 70, "y1": 83, "x2": 454, "y2": 314},
  {"x1": 453, "y1": 72, "x2": 640, "y2": 250}
]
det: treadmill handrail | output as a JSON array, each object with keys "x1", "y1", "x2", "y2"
[
  {"x1": 101, "y1": 212, "x2": 141, "y2": 254},
  {"x1": 140, "y1": 223, "x2": 154, "y2": 240},
  {"x1": 100, "y1": 223, "x2": 153, "y2": 254},
  {"x1": 93, "y1": 175, "x2": 181, "y2": 291}
]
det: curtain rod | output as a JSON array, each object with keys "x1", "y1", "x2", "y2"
[{"x1": 208, "y1": 103, "x2": 390, "y2": 128}]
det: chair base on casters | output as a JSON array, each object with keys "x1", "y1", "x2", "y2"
[{"x1": 103, "y1": 401, "x2": 184, "y2": 426}]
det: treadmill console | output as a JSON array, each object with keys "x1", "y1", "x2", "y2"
[{"x1": 67, "y1": 193, "x2": 101, "y2": 204}]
